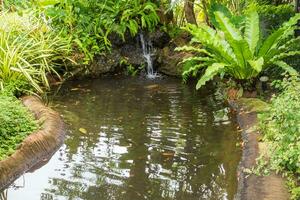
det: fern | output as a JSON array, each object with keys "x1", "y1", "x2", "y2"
[
  {"x1": 196, "y1": 63, "x2": 226, "y2": 89},
  {"x1": 178, "y1": 5, "x2": 300, "y2": 89}
]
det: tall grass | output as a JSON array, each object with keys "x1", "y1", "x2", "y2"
[{"x1": 0, "y1": 11, "x2": 71, "y2": 94}]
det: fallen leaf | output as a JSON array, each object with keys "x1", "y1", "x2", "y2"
[{"x1": 79, "y1": 128, "x2": 87, "y2": 134}]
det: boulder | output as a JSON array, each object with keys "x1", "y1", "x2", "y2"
[{"x1": 89, "y1": 49, "x2": 122, "y2": 76}]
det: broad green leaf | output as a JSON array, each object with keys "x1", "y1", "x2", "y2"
[
  {"x1": 215, "y1": 11, "x2": 243, "y2": 41},
  {"x1": 185, "y1": 24, "x2": 237, "y2": 65},
  {"x1": 245, "y1": 10, "x2": 259, "y2": 55},
  {"x1": 248, "y1": 57, "x2": 264, "y2": 72},
  {"x1": 271, "y1": 51, "x2": 300, "y2": 61},
  {"x1": 196, "y1": 63, "x2": 226, "y2": 89},
  {"x1": 215, "y1": 11, "x2": 252, "y2": 68}
]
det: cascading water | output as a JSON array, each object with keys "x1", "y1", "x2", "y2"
[{"x1": 140, "y1": 33, "x2": 158, "y2": 79}]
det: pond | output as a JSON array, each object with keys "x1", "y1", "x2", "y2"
[{"x1": 3, "y1": 76, "x2": 241, "y2": 200}]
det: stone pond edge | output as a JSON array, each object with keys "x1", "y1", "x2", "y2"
[
  {"x1": 229, "y1": 98, "x2": 290, "y2": 200},
  {"x1": 0, "y1": 96, "x2": 66, "y2": 190}
]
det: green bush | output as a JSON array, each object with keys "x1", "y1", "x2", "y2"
[
  {"x1": 259, "y1": 77, "x2": 300, "y2": 199},
  {"x1": 30, "y1": 0, "x2": 160, "y2": 64},
  {"x1": 0, "y1": 94, "x2": 38, "y2": 160},
  {"x1": 0, "y1": 11, "x2": 72, "y2": 94},
  {"x1": 177, "y1": 5, "x2": 300, "y2": 89}
]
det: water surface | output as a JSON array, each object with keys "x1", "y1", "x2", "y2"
[{"x1": 4, "y1": 76, "x2": 241, "y2": 200}]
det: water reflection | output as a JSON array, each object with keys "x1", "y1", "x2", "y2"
[
  {"x1": 0, "y1": 190, "x2": 7, "y2": 200},
  {"x1": 5, "y1": 76, "x2": 241, "y2": 200}
]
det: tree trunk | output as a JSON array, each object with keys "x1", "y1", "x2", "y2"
[{"x1": 184, "y1": 0, "x2": 197, "y2": 25}]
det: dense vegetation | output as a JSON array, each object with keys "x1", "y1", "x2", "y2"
[
  {"x1": 0, "y1": 0, "x2": 299, "y2": 198},
  {"x1": 0, "y1": 11, "x2": 71, "y2": 95},
  {"x1": 259, "y1": 77, "x2": 300, "y2": 199},
  {"x1": 0, "y1": 94, "x2": 38, "y2": 160}
]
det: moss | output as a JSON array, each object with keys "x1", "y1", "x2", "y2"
[
  {"x1": 0, "y1": 94, "x2": 38, "y2": 160},
  {"x1": 236, "y1": 98, "x2": 269, "y2": 113}
]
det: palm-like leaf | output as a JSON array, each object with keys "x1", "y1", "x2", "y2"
[{"x1": 196, "y1": 63, "x2": 226, "y2": 89}]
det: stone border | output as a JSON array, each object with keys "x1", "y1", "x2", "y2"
[
  {"x1": 229, "y1": 99, "x2": 290, "y2": 200},
  {"x1": 0, "y1": 96, "x2": 65, "y2": 190}
]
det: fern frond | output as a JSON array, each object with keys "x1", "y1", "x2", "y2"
[
  {"x1": 196, "y1": 63, "x2": 226, "y2": 89},
  {"x1": 215, "y1": 11, "x2": 252, "y2": 68},
  {"x1": 175, "y1": 46, "x2": 212, "y2": 56},
  {"x1": 272, "y1": 61, "x2": 298, "y2": 76},
  {"x1": 245, "y1": 10, "x2": 259, "y2": 55},
  {"x1": 259, "y1": 13, "x2": 300, "y2": 58}
]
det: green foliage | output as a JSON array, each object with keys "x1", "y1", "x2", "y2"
[
  {"x1": 258, "y1": 4, "x2": 295, "y2": 34},
  {"x1": 177, "y1": 6, "x2": 300, "y2": 89},
  {"x1": 120, "y1": 58, "x2": 143, "y2": 76},
  {"x1": 0, "y1": 94, "x2": 38, "y2": 160},
  {"x1": 0, "y1": 11, "x2": 72, "y2": 94},
  {"x1": 258, "y1": 77, "x2": 300, "y2": 199},
  {"x1": 31, "y1": 0, "x2": 160, "y2": 64}
]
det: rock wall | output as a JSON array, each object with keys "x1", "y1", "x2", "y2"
[{"x1": 85, "y1": 30, "x2": 190, "y2": 78}]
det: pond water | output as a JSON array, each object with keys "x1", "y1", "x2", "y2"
[{"x1": 3, "y1": 76, "x2": 241, "y2": 200}]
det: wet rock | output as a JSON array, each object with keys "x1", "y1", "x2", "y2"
[
  {"x1": 119, "y1": 43, "x2": 145, "y2": 66},
  {"x1": 149, "y1": 30, "x2": 171, "y2": 48},
  {"x1": 82, "y1": 30, "x2": 189, "y2": 77},
  {"x1": 157, "y1": 46, "x2": 192, "y2": 77},
  {"x1": 89, "y1": 49, "x2": 122, "y2": 76}
]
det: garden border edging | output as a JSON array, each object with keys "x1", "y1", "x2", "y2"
[
  {"x1": 0, "y1": 96, "x2": 65, "y2": 190},
  {"x1": 230, "y1": 98, "x2": 290, "y2": 200}
]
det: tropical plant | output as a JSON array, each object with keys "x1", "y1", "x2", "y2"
[
  {"x1": 177, "y1": 7, "x2": 300, "y2": 89},
  {"x1": 0, "y1": 11, "x2": 71, "y2": 94},
  {"x1": 31, "y1": 0, "x2": 160, "y2": 64}
]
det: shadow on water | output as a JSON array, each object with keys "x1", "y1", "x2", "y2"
[{"x1": 5, "y1": 76, "x2": 241, "y2": 200}]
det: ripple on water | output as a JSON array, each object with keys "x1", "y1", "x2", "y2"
[{"x1": 5, "y1": 77, "x2": 241, "y2": 200}]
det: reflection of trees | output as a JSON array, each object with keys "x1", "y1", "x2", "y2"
[
  {"x1": 41, "y1": 78, "x2": 241, "y2": 200},
  {"x1": 0, "y1": 190, "x2": 7, "y2": 200}
]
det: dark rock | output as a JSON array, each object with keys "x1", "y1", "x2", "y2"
[
  {"x1": 149, "y1": 30, "x2": 171, "y2": 48},
  {"x1": 157, "y1": 46, "x2": 192, "y2": 77},
  {"x1": 84, "y1": 29, "x2": 189, "y2": 78},
  {"x1": 89, "y1": 49, "x2": 122, "y2": 76},
  {"x1": 119, "y1": 43, "x2": 144, "y2": 66}
]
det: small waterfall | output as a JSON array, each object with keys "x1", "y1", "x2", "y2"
[{"x1": 140, "y1": 33, "x2": 158, "y2": 79}]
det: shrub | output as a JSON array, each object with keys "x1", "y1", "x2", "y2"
[
  {"x1": 259, "y1": 77, "x2": 300, "y2": 199},
  {"x1": 34, "y1": 0, "x2": 160, "y2": 64},
  {"x1": 177, "y1": 6, "x2": 300, "y2": 89},
  {"x1": 0, "y1": 11, "x2": 72, "y2": 94},
  {"x1": 0, "y1": 94, "x2": 38, "y2": 160}
]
